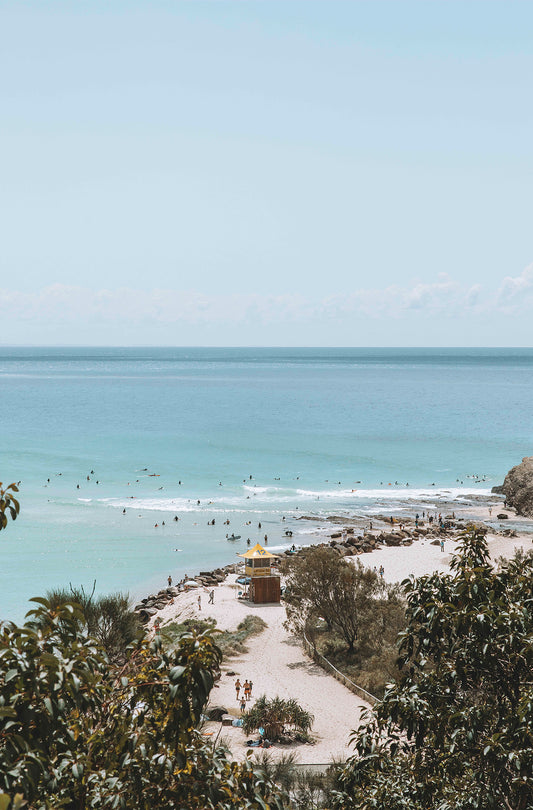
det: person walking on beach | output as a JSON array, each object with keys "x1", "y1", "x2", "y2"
[
  {"x1": 197, "y1": 594, "x2": 201, "y2": 610},
  {"x1": 235, "y1": 679, "x2": 242, "y2": 700},
  {"x1": 248, "y1": 680, "x2": 253, "y2": 699},
  {"x1": 440, "y1": 539, "x2": 445, "y2": 552},
  {"x1": 240, "y1": 696, "x2": 246, "y2": 713},
  {"x1": 208, "y1": 589, "x2": 214, "y2": 604},
  {"x1": 243, "y1": 680, "x2": 250, "y2": 700},
  {"x1": 379, "y1": 565, "x2": 384, "y2": 578},
  {"x1": 167, "y1": 575, "x2": 172, "y2": 587}
]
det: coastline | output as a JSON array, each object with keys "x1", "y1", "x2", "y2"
[{"x1": 139, "y1": 497, "x2": 533, "y2": 765}]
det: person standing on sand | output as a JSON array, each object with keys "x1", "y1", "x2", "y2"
[
  {"x1": 249, "y1": 680, "x2": 253, "y2": 699},
  {"x1": 208, "y1": 589, "x2": 214, "y2": 604},
  {"x1": 243, "y1": 680, "x2": 250, "y2": 700},
  {"x1": 240, "y1": 696, "x2": 246, "y2": 713},
  {"x1": 168, "y1": 575, "x2": 172, "y2": 587},
  {"x1": 235, "y1": 679, "x2": 241, "y2": 700},
  {"x1": 197, "y1": 594, "x2": 201, "y2": 610}
]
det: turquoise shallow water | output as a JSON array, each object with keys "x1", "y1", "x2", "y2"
[{"x1": 1, "y1": 347, "x2": 532, "y2": 621}]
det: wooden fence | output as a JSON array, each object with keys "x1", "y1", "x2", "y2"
[{"x1": 302, "y1": 630, "x2": 377, "y2": 707}]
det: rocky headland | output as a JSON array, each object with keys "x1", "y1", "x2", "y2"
[{"x1": 498, "y1": 456, "x2": 533, "y2": 518}]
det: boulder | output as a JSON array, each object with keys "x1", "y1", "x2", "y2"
[
  {"x1": 384, "y1": 534, "x2": 402, "y2": 546},
  {"x1": 501, "y1": 456, "x2": 533, "y2": 517},
  {"x1": 497, "y1": 513, "x2": 509, "y2": 520},
  {"x1": 205, "y1": 706, "x2": 228, "y2": 721}
]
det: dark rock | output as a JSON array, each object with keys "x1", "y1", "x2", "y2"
[
  {"x1": 501, "y1": 456, "x2": 533, "y2": 517},
  {"x1": 137, "y1": 607, "x2": 157, "y2": 619},
  {"x1": 346, "y1": 536, "x2": 359, "y2": 547},
  {"x1": 497, "y1": 513, "x2": 509, "y2": 520},
  {"x1": 491, "y1": 485, "x2": 504, "y2": 494},
  {"x1": 330, "y1": 532, "x2": 342, "y2": 539},
  {"x1": 384, "y1": 534, "x2": 402, "y2": 546},
  {"x1": 205, "y1": 706, "x2": 228, "y2": 721}
]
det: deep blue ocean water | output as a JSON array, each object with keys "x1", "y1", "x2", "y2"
[{"x1": 1, "y1": 347, "x2": 532, "y2": 621}]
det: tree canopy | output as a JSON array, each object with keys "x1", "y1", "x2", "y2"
[
  {"x1": 282, "y1": 546, "x2": 404, "y2": 655},
  {"x1": 0, "y1": 598, "x2": 287, "y2": 810},
  {"x1": 332, "y1": 528, "x2": 533, "y2": 810}
]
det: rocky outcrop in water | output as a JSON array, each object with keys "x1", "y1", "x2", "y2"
[{"x1": 501, "y1": 456, "x2": 533, "y2": 518}]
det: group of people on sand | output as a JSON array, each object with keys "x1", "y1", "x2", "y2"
[{"x1": 235, "y1": 678, "x2": 253, "y2": 712}]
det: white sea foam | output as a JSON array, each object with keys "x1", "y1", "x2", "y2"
[{"x1": 100, "y1": 485, "x2": 494, "y2": 514}]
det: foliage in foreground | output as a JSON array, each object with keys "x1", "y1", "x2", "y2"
[
  {"x1": 331, "y1": 527, "x2": 533, "y2": 810},
  {"x1": 0, "y1": 598, "x2": 287, "y2": 810},
  {"x1": 0, "y1": 483, "x2": 19, "y2": 532}
]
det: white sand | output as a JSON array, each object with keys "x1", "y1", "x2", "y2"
[{"x1": 150, "y1": 506, "x2": 533, "y2": 765}]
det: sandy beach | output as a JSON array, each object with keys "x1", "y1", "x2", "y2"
[{"x1": 150, "y1": 503, "x2": 533, "y2": 766}]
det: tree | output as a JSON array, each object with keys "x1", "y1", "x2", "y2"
[
  {"x1": 332, "y1": 527, "x2": 533, "y2": 810},
  {"x1": 0, "y1": 597, "x2": 288, "y2": 809},
  {"x1": 242, "y1": 695, "x2": 314, "y2": 742},
  {"x1": 283, "y1": 546, "x2": 403, "y2": 654},
  {"x1": 46, "y1": 584, "x2": 142, "y2": 663},
  {"x1": 0, "y1": 482, "x2": 19, "y2": 532}
]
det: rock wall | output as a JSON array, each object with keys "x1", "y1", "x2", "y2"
[{"x1": 501, "y1": 456, "x2": 533, "y2": 517}]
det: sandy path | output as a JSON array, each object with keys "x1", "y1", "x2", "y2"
[
  {"x1": 154, "y1": 579, "x2": 369, "y2": 764},
  {"x1": 206, "y1": 598, "x2": 368, "y2": 764}
]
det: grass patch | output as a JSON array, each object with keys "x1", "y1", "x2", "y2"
[
  {"x1": 313, "y1": 628, "x2": 401, "y2": 699},
  {"x1": 217, "y1": 615, "x2": 267, "y2": 656},
  {"x1": 161, "y1": 614, "x2": 266, "y2": 657},
  {"x1": 161, "y1": 617, "x2": 216, "y2": 647}
]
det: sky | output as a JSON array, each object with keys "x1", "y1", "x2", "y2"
[{"x1": 1, "y1": 0, "x2": 532, "y2": 346}]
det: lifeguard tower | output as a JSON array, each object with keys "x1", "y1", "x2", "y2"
[{"x1": 238, "y1": 543, "x2": 281, "y2": 604}]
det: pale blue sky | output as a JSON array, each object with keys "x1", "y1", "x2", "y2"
[{"x1": 1, "y1": 1, "x2": 532, "y2": 345}]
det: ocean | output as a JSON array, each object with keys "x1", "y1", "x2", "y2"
[{"x1": 1, "y1": 347, "x2": 532, "y2": 622}]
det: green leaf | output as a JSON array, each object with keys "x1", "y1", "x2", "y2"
[
  {"x1": 169, "y1": 665, "x2": 186, "y2": 682},
  {"x1": 72, "y1": 762, "x2": 84, "y2": 779}
]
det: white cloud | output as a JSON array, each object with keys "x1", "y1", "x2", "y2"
[
  {"x1": 496, "y1": 264, "x2": 533, "y2": 310},
  {"x1": 0, "y1": 266, "x2": 531, "y2": 335}
]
